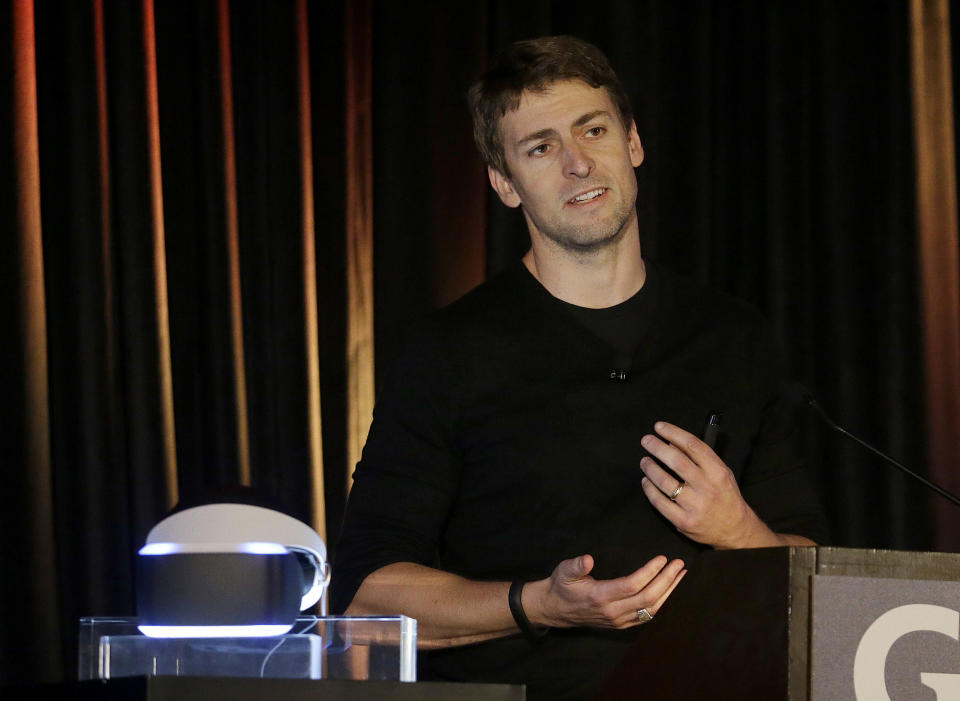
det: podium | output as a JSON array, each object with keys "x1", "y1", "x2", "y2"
[{"x1": 594, "y1": 547, "x2": 960, "y2": 700}]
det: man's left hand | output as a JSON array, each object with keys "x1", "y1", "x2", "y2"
[{"x1": 638, "y1": 421, "x2": 778, "y2": 549}]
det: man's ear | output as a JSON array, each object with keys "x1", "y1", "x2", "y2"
[
  {"x1": 488, "y1": 166, "x2": 522, "y2": 208},
  {"x1": 628, "y1": 120, "x2": 644, "y2": 168}
]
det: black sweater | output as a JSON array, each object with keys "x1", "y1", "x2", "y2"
[{"x1": 333, "y1": 260, "x2": 827, "y2": 700}]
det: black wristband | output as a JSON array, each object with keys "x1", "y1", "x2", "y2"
[{"x1": 508, "y1": 580, "x2": 548, "y2": 641}]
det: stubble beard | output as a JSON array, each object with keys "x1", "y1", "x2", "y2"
[{"x1": 523, "y1": 196, "x2": 638, "y2": 256}]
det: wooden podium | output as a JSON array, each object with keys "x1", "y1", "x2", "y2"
[{"x1": 593, "y1": 547, "x2": 960, "y2": 700}]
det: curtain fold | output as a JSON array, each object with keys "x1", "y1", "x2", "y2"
[
  {"x1": 1, "y1": 0, "x2": 61, "y2": 682},
  {"x1": 910, "y1": 0, "x2": 960, "y2": 551}
]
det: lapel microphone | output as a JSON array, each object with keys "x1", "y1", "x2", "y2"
[{"x1": 609, "y1": 351, "x2": 632, "y2": 383}]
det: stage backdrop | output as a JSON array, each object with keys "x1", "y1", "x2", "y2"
[{"x1": 2, "y1": 0, "x2": 958, "y2": 686}]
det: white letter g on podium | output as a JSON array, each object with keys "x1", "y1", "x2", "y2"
[{"x1": 853, "y1": 603, "x2": 960, "y2": 701}]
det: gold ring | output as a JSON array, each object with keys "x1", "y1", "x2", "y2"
[
  {"x1": 636, "y1": 608, "x2": 653, "y2": 624},
  {"x1": 669, "y1": 482, "x2": 685, "y2": 501}
]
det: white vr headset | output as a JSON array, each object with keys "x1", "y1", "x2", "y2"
[{"x1": 136, "y1": 503, "x2": 331, "y2": 638}]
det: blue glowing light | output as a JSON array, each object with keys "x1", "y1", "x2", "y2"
[
  {"x1": 240, "y1": 542, "x2": 288, "y2": 555},
  {"x1": 138, "y1": 543, "x2": 179, "y2": 556},
  {"x1": 138, "y1": 542, "x2": 289, "y2": 556},
  {"x1": 138, "y1": 624, "x2": 293, "y2": 638}
]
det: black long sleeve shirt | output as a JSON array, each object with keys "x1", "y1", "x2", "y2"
[{"x1": 333, "y1": 260, "x2": 828, "y2": 700}]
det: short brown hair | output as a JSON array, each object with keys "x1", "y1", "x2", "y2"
[{"x1": 467, "y1": 35, "x2": 634, "y2": 176}]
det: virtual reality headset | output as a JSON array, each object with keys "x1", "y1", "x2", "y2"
[{"x1": 136, "y1": 503, "x2": 330, "y2": 638}]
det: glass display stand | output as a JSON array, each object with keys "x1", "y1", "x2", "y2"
[{"x1": 78, "y1": 616, "x2": 416, "y2": 682}]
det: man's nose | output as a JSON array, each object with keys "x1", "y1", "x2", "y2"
[{"x1": 562, "y1": 144, "x2": 594, "y2": 178}]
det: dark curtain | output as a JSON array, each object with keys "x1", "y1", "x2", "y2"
[
  {"x1": 372, "y1": 3, "x2": 490, "y2": 385},
  {"x1": 0, "y1": 0, "x2": 948, "y2": 688}
]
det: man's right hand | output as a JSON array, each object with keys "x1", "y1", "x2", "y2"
[{"x1": 523, "y1": 554, "x2": 686, "y2": 630}]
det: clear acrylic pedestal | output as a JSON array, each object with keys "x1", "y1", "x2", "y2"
[{"x1": 78, "y1": 616, "x2": 416, "y2": 682}]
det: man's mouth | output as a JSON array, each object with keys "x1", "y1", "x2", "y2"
[{"x1": 568, "y1": 188, "x2": 606, "y2": 205}]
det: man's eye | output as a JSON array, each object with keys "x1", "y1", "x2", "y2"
[
  {"x1": 528, "y1": 144, "x2": 549, "y2": 157},
  {"x1": 586, "y1": 126, "x2": 605, "y2": 137}
]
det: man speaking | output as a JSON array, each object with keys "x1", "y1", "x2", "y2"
[{"x1": 332, "y1": 35, "x2": 828, "y2": 700}]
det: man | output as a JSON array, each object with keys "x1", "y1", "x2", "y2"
[{"x1": 332, "y1": 36, "x2": 827, "y2": 700}]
